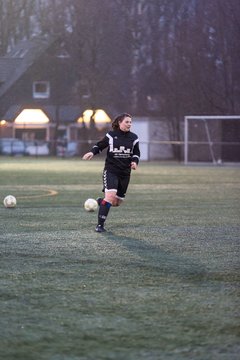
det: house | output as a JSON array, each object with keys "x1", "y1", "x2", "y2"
[
  {"x1": 0, "y1": 37, "x2": 176, "y2": 160},
  {"x1": 0, "y1": 36, "x2": 111, "y2": 154}
]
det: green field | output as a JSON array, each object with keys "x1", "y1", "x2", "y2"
[{"x1": 0, "y1": 157, "x2": 239, "y2": 360}]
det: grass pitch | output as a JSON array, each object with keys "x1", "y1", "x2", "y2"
[{"x1": 0, "y1": 158, "x2": 239, "y2": 360}]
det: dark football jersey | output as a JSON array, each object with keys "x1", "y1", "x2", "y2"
[{"x1": 91, "y1": 129, "x2": 140, "y2": 175}]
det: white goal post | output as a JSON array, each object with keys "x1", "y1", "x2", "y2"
[{"x1": 184, "y1": 115, "x2": 240, "y2": 164}]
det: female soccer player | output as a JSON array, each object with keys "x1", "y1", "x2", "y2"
[{"x1": 82, "y1": 113, "x2": 140, "y2": 232}]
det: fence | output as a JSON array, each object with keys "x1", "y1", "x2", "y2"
[{"x1": 0, "y1": 138, "x2": 239, "y2": 163}]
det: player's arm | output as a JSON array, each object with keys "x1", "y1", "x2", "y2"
[
  {"x1": 82, "y1": 151, "x2": 94, "y2": 160},
  {"x1": 82, "y1": 135, "x2": 109, "y2": 160},
  {"x1": 131, "y1": 162, "x2": 138, "y2": 170},
  {"x1": 131, "y1": 138, "x2": 140, "y2": 169}
]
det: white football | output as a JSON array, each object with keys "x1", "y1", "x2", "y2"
[
  {"x1": 84, "y1": 198, "x2": 98, "y2": 212},
  {"x1": 3, "y1": 195, "x2": 17, "y2": 208}
]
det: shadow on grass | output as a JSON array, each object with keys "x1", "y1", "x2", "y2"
[{"x1": 105, "y1": 231, "x2": 207, "y2": 283}]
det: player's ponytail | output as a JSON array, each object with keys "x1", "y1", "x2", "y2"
[{"x1": 112, "y1": 113, "x2": 132, "y2": 130}]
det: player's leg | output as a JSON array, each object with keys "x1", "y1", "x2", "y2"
[
  {"x1": 95, "y1": 170, "x2": 118, "y2": 232},
  {"x1": 101, "y1": 174, "x2": 130, "y2": 207},
  {"x1": 114, "y1": 175, "x2": 130, "y2": 206}
]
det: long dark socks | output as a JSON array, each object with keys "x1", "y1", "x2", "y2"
[{"x1": 98, "y1": 199, "x2": 112, "y2": 226}]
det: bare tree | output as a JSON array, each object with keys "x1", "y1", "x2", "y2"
[
  {"x1": 0, "y1": 0, "x2": 35, "y2": 55},
  {"x1": 1, "y1": 0, "x2": 240, "y2": 125}
]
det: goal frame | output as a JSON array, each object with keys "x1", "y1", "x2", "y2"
[{"x1": 184, "y1": 115, "x2": 240, "y2": 165}]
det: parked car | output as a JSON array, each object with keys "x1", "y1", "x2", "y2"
[
  {"x1": 0, "y1": 138, "x2": 26, "y2": 155},
  {"x1": 25, "y1": 141, "x2": 49, "y2": 156},
  {"x1": 65, "y1": 141, "x2": 78, "y2": 157},
  {"x1": 57, "y1": 141, "x2": 78, "y2": 157}
]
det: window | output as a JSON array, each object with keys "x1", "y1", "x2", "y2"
[{"x1": 33, "y1": 81, "x2": 50, "y2": 99}]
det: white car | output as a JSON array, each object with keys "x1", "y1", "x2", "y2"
[
  {"x1": 25, "y1": 142, "x2": 49, "y2": 156},
  {"x1": 0, "y1": 138, "x2": 25, "y2": 155}
]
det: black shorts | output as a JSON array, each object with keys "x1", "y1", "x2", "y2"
[{"x1": 102, "y1": 170, "x2": 130, "y2": 199}]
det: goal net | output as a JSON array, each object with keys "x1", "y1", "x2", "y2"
[{"x1": 184, "y1": 115, "x2": 240, "y2": 164}]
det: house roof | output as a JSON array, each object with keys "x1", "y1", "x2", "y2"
[
  {"x1": 0, "y1": 36, "x2": 58, "y2": 98},
  {"x1": 0, "y1": 58, "x2": 22, "y2": 83},
  {"x1": 43, "y1": 105, "x2": 82, "y2": 123},
  {"x1": 2, "y1": 104, "x2": 22, "y2": 120}
]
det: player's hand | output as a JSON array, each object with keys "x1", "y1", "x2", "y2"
[
  {"x1": 82, "y1": 152, "x2": 94, "y2": 160},
  {"x1": 131, "y1": 162, "x2": 137, "y2": 170}
]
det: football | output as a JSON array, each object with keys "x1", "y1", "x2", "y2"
[
  {"x1": 84, "y1": 198, "x2": 98, "y2": 212},
  {"x1": 3, "y1": 195, "x2": 17, "y2": 208}
]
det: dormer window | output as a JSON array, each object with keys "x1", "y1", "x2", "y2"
[{"x1": 33, "y1": 81, "x2": 50, "y2": 99}]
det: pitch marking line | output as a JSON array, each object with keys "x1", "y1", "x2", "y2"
[{"x1": 17, "y1": 189, "x2": 58, "y2": 199}]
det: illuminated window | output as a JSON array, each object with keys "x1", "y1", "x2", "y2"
[
  {"x1": 15, "y1": 109, "x2": 49, "y2": 124},
  {"x1": 77, "y1": 109, "x2": 111, "y2": 130},
  {"x1": 33, "y1": 81, "x2": 50, "y2": 99}
]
